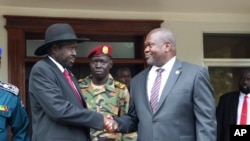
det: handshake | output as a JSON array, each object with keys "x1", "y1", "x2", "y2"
[{"x1": 103, "y1": 114, "x2": 119, "y2": 132}]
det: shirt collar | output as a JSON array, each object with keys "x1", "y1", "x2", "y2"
[
  {"x1": 151, "y1": 56, "x2": 176, "y2": 72},
  {"x1": 240, "y1": 92, "x2": 250, "y2": 98},
  {"x1": 48, "y1": 56, "x2": 64, "y2": 73}
]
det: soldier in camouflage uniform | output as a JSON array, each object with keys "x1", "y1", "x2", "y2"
[{"x1": 79, "y1": 44, "x2": 137, "y2": 141}]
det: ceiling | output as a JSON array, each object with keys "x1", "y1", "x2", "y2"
[{"x1": 0, "y1": 0, "x2": 250, "y2": 14}]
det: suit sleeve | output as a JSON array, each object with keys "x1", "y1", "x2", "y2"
[
  {"x1": 193, "y1": 67, "x2": 217, "y2": 141},
  {"x1": 120, "y1": 88, "x2": 137, "y2": 141},
  {"x1": 115, "y1": 80, "x2": 138, "y2": 133},
  {"x1": 216, "y1": 95, "x2": 225, "y2": 141},
  {"x1": 29, "y1": 64, "x2": 104, "y2": 130}
]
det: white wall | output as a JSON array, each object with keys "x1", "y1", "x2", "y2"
[{"x1": 0, "y1": 6, "x2": 250, "y2": 82}]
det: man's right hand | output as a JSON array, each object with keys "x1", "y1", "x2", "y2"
[{"x1": 104, "y1": 114, "x2": 119, "y2": 132}]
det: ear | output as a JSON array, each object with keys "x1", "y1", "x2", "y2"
[
  {"x1": 51, "y1": 44, "x2": 59, "y2": 54},
  {"x1": 109, "y1": 59, "x2": 113, "y2": 69},
  {"x1": 165, "y1": 42, "x2": 171, "y2": 52}
]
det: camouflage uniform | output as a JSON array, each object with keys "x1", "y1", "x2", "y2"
[{"x1": 79, "y1": 74, "x2": 137, "y2": 141}]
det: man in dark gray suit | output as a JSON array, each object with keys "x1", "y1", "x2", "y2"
[
  {"x1": 107, "y1": 28, "x2": 217, "y2": 141},
  {"x1": 29, "y1": 23, "x2": 110, "y2": 141}
]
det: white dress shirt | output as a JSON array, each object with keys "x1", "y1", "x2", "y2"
[
  {"x1": 147, "y1": 56, "x2": 176, "y2": 101},
  {"x1": 48, "y1": 56, "x2": 64, "y2": 73}
]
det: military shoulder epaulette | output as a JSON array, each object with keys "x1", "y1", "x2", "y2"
[
  {"x1": 0, "y1": 81, "x2": 19, "y2": 95},
  {"x1": 114, "y1": 80, "x2": 126, "y2": 89},
  {"x1": 78, "y1": 79, "x2": 84, "y2": 83}
]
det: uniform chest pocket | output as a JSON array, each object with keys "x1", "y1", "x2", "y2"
[{"x1": 0, "y1": 111, "x2": 10, "y2": 132}]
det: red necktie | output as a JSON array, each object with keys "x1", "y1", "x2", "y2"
[
  {"x1": 63, "y1": 70, "x2": 83, "y2": 106},
  {"x1": 240, "y1": 95, "x2": 248, "y2": 125},
  {"x1": 150, "y1": 68, "x2": 164, "y2": 113}
]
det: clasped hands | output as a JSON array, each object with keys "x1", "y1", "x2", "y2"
[{"x1": 103, "y1": 114, "x2": 119, "y2": 132}]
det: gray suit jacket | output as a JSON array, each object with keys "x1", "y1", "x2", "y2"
[
  {"x1": 29, "y1": 57, "x2": 104, "y2": 141},
  {"x1": 116, "y1": 59, "x2": 217, "y2": 141}
]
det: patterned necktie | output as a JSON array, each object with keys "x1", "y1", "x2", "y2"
[
  {"x1": 63, "y1": 69, "x2": 83, "y2": 106},
  {"x1": 240, "y1": 95, "x2": 248, "y2": 125},
  {"x1": 150, "y1": 68, "x2": 164, "y2": 113}
]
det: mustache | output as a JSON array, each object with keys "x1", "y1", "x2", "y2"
[
  {"x1": 145, "y1": 53, "x2": 152, "y2": 57},
  {"x1": 239, "y1": 85, "x2": 250, "y2": 94}
]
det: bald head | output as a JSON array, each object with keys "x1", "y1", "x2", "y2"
[
  {"x1": 148, "y1": 28, "x2": 176, "y2": 49},
  {"x1": 144, "y1": 28, "x2": 177, "y2": 67}
]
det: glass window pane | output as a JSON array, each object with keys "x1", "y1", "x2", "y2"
[
  {"x1": 204, "y1": 34, "x2": 250, "y2": 58},
  {"x1": 26, "y1": 40, "x2": 44, "y2": 57},
  {"x1": 26, "y1": 40, "x2": 135, "y2": 58},
  {"x1": 208, "y1": 67, "x2": 248, "y2": 105},
  {"x1": 76, "y1": 42, "x2": 134, "y2": 58}
]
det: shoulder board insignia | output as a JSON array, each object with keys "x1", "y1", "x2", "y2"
[
  {"x1": 0, "y1": 81, "x2": 19, "y2": 95},
  {"x1": 114, "y1": 80, "x2": 126, "y2": 89},
  {"x1": 0, "y1": 105, "x2": 8, "y2": 112},
  {"x1": 78, "y1": 79, "x2": 83, "y2": 83}
]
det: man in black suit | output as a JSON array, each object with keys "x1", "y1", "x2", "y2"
[
  {"x1": 217, "y1": 68, "x2": 250, "y2": 141},
  {"x1": 29, "y1": 23, "x2": 110, "y2": 141}
]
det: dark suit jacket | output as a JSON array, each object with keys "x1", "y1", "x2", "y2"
[
  {"x1": 216, "y1": 91, "x2": 239, "y2": 141},
  {"x1": 115, "y1": 59, "x2": 217, "y2": 141},
  {"x1": 29, "y1": 57, "x2": 104, "y2": 141}
]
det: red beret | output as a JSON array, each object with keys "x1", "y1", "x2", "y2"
[{"x1": 87, "y1": 44, "x2": 112, "y2": 58}]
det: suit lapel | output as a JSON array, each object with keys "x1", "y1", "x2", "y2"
[
  {"x1": 68, "y1": 70, "x2": 87, "y2": 108},
  {"x1": 138, "y1": 68, "x2": 152, "y2": 112},
  {"x1": 231, "y1": 92, "x2": 240, "y2": 124},
  {"x1": 156, "y1": 60, "x2": 182, "y2": 112},
  {"x1": 45, "y1": 57, "x2": 87, "y2": 108}
]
